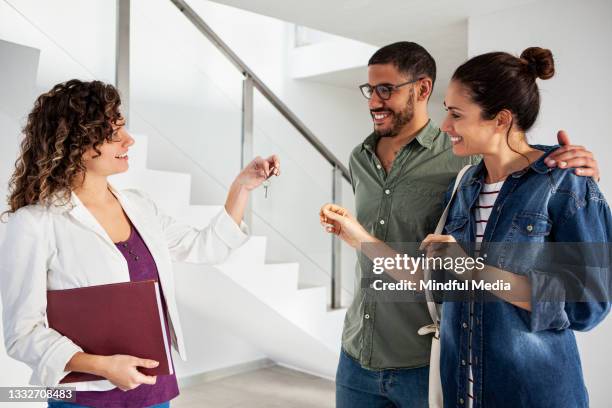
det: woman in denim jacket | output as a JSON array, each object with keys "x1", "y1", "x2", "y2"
[
  {"x1": 426, "y1": 47, "x2": 611, "y2": 407},
  {"x1": 320, "y1": 47, "x2": 610, "y2": 407}
]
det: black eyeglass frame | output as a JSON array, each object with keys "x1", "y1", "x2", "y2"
[{"x1": 358, "y1": 77, "x2": 424, "y2": 100}]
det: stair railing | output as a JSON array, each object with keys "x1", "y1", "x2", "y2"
[{"x1": 116, "y1": 0, "x2": 349, "y2": 308}]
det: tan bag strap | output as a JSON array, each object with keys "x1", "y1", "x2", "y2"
[{"x1": 424, "y1": 164, "x2": 473, "y2": 331}]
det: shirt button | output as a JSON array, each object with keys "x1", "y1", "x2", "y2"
[
  {"x1": 376, "y1": 164, "x2": 382, "y2": 169},
  {"x1": 379, "y1": 219, "x2": 385, "y2": 225},
  {"x1": 461, "y1": 359, "x2": 466, "y2": 366},
  {"x1": 459, "y1": 398, "x2": 465, "y2": 405},
  {"x1": 385, "y1": 189, "x2": 391, "y2": 195},
  {"x1": 462, "y1": 322, "x2": 468, "y2": 329},
  {"x1": 364, "y1": 314, "x2": 370, "y2": 319},
  {"x1": 526, "y1": 224, "x2": 534, "y2": 232}
]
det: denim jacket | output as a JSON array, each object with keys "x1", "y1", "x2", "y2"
[{"x1": 440, "y1": 145, "x2": 611, "y2": 408}]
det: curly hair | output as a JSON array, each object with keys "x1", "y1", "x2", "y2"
[{"x1": 2, "y1": 79, "x2": 123, "y2": 219}]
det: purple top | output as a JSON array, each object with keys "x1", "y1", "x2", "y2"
[{"x1": 74, "y1": 223, "x2": 180, "y2": 408}]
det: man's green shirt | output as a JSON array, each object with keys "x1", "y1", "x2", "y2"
[{"x1": 343, "y1": 120, "x2": 480, "y2": 369}]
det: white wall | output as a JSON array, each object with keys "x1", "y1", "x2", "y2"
[{"x1": 468, "y1": 1, "x2": 612, "y2": 406}]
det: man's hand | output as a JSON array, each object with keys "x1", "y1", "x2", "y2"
[
  {"x1": 544, "y1": 130, "x2": 600, "y2": 181},
  {"x1": 320, "y1": 204, "x2": 375, "y2": 249}
]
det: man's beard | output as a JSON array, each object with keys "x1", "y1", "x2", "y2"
[{"x1": 374, "y1": 88, "x2": 415, "y2": 138}]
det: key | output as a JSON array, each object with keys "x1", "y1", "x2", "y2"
[{"x1": 263, "y1": 166, "x2": 275, "y2": 199}]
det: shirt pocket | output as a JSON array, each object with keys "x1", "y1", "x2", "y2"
[
  {"x1": 394, "y1": 182, "x2": 446, "y2": 233},
  {"x1": 512, "y1": 211, "x2": 552, "y2": 238}
]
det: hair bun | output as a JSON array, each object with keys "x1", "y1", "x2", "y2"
[{"x1": 520, "y1": 47, "x2": 555, "y2": 80}]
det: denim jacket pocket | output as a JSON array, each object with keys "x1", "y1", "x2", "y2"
[
  {"x1": 512, "y1": 211, "x2": 552, "y2": 237},
  {"x1": 444, "y1": 216, "x2": 469, "y2": 236}
]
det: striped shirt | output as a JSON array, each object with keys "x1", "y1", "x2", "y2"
[{"x1": 468, "y1": 180, "x2": 504, "y2": 406}]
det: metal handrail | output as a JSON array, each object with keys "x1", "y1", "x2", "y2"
[
  {"x1": 169, "y1": 0, "x2": 350, "y2": 182},
  {"x1": 116, "y1": 0, "x2": 348, "y2": 308}
]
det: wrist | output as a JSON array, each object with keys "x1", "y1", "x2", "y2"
[
  {"x1": 90, "y1": 354, "x2": 110, "y2": 378},
  {"x1": 66, "y1": 352, "x2": 109, "y2": 378},
  {"x1": 361, "y1": 231, "x2": 378, "y2": 244},
  {"x1": 231, "y1": 178, "x2": 251, "y2": 194}
]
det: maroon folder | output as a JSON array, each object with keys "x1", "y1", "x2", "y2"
[{"x1": 46, "y1": 279, "x2": 174, "y2": 383}]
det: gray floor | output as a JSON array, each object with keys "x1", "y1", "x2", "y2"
[{"x1": 172, "y1": 366, "x2": 335, "y2": 408}]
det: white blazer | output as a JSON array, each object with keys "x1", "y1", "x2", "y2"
[{"x1": 0, "y1": 184, "x2": 249, "y2": 391}]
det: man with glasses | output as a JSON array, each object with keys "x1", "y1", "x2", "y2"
[{"x1": 336, "y1": 41, "x2": 600, "y2": 407}]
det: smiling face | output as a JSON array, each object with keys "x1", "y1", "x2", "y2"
[
  {"x1": 367, "y1": 63, "x2": 418, "y2": 138},
  {"x1": 81, "y1": 121, "x2": 134, "y2": 177},
  {"x1": 441, "y1": 80, "x2": 504, "y2": 157}
]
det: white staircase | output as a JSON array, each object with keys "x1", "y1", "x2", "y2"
[{"x1": 110, "y1": 133, "x2": 346, "y2": 379}]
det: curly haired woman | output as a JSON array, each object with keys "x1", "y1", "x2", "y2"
[{"x1": 0, "y1": 79, "x2": 280, "y2": 408}]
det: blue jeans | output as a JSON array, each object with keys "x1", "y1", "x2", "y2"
[
  {"x1": 336, "y1": 349, "x2": 429, "y2": 408},
  {"x1": 48, "y1": 400, "x2": 170, "y2": 408}
]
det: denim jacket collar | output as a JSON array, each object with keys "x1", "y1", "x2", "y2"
[{"x1": 464, "y1": 144, "x2": 559, "y2": 186}]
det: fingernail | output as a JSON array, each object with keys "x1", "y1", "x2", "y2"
[
  {"x1": 560, "y1": 161, "x2": 567, "y2": 168},
  {"x1": 546, "y1": 159, "x2": 555, "y2": 165}
]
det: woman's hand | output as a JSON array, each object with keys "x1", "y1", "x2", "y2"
[
  {"x1": 420, "y1": 233, "x2": 458, "y2": 254},
  {"x1": 319, "y1": 204, "x2": 375, "y2": 248},
  {"x1": 99, "y1": 354, "x2": 159, "y2": 391},
  {"x1": 234, "y1": 155, "x2": 280, "y2": 191},
  {"x1": 420, "y1": 234, "x2": 466, "y2": 260},
  {"x1": 224, "y1": 155, "x2": 280, "y2": 226},
  {"x1": 420, "y1": 234, "x2": 474, "y2": 277}
]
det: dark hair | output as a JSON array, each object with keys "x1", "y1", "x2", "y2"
[
  {"x1": 452, "y1": 47, "x2": 555, "y2": 131},
  {"x1": 3, "y1": 79, "x2": 123, "y2": 217},
  {"x1": 369, "y1": 41, "x2": 437, "y2": 88}
]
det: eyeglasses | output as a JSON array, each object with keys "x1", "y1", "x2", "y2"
[{"x1": 359, "y1": 78, "x2": 423, "y2": 100}]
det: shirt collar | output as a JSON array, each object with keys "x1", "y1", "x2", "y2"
[
  {"x1": 46, "y1": 182, "x2": 123, "y2": 213},
  {"x1": 415, "y1": 119, "x2": 438, "y2": 149},
  {"x1": 361, "y1": 119, "x2": 438, "y2": 153}
]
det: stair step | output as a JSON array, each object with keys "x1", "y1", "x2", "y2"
[
  {"x1": 172, "y1": 204, "x2": 224, "y2": 229},
  {"x1": 291, "y1": 286, "x2": 328, "y2": 316},
  {"x1": 262, "y1": 263, "x2": 299, "y2": 291},
  {"x1": 326, "y1": 306, "x2": 349, "y2": 314},
  {"x1": 220, "y1": 262, "x2": 299, "y2": 295},
  {"x1": 173, "y1": 263, "x2": 340, "y2": 378},
  {"x1": 224, "y1": 236, "x2": 267, "y2": 265},
  {"x1": 110, "y1": 168, "x2": 192, "y2": 213}
]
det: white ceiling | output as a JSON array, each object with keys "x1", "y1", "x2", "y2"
[{"x1": 208, "y1": 0, "x2": 538, "y2": 98}]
